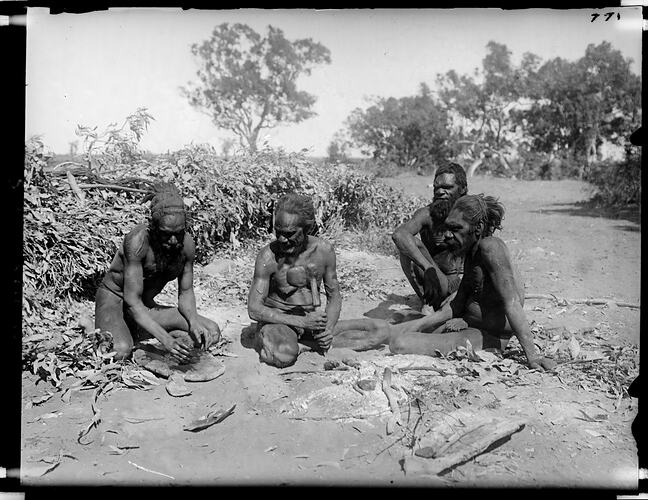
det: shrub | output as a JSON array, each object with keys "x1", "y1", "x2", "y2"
[
  {"x1": 584, "y1": 151, "x2": 641, "y2": 206},
  {"x1": 24, "y1": 136, "x2": 424, "y2": 306}
]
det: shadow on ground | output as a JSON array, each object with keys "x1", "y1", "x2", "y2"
[
  {"x1": 532, "y1": 202, "x2": 641, "y2": 227},
  {"x1": 364, "y1": 293, "x2": 424, "y2": 323}
]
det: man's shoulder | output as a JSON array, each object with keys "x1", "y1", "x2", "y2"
[
  {"x1": 256, "y1": 242, "x2": 276, "y2": 261},
  {"x1": 478, "y1": 236, "x2": 508, "y2": 257},
  {"x1": 311, "y1": 236, "x2": 335, "y2": 254},
  {"x1": 412, "y1": 205, "x2": 435, "y2": 225},
  {"x1": 123, "y1": 224, "x2": 149, "y2": 257}
]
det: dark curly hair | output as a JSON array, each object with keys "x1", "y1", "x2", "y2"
[
  {"x1": 435, "y1": 161, "x2": 468, "y2": 195},
  {"x1": 275, "y1": 193, "x2": 316, "y2": 232},
  {"x1": 453, "y1": 194, "x2": 504, "y2": 237},
  {"x1": 146, "y1": 182, "x2": 185, "y2": 222}
]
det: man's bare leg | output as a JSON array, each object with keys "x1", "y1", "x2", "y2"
[
  {"x1": 398, "y1": 239, "x2": 450, "y2": 310},
  {"x1": 331, "y1": 318, "x2": 391, "y2": 351},
  {"x1": 94, "y1": 287, "x2": 136, "y2": 360},
  {"x1": 398, "y1": 253, "x2": 425, "y2": 301},
  {"x1": 256, "y1": 323, "x2": 300, "y2": 368},
  {"x1": 145, "y1": 307, "x2": 221, "y2": 346},
  {"x1": 389, "y1": 327, "x2": 510, "y2": 356}
]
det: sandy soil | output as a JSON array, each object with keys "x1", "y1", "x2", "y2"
[{"x1": 20, "y1": 175, "x2": 640, "y2": 488}]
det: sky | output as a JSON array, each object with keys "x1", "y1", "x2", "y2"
[{"x1": 25, "y1": 7, "x2": 643, "y2": 157}]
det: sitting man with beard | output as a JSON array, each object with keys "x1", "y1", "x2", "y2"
[
  {"x1": 94, "y1": 182, "x2": 220, "y2": 363},
  {"x1": 392, "y1": 162, "x2": 468, "y2": 312},
  {"x1": 388, "y1": 194, "x2": 556, "y2": 371},
  {"x1": 247, "y1": 193, "x2": 390, "y2": 367}
]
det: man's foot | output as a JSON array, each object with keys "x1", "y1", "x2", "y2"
[{"x1": 421, "y1": 303, "x2": 436, "y2": 316}]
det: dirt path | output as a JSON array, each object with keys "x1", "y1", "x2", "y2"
[{"x1": 21, "y1": 175, "x2": 640, "y2": 488}]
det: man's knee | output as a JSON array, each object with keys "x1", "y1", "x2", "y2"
[
  {"x1": 113, "y1": 337, "x2": 134, "y2": 360},
  {"x1": 257, "y1": 326, "x2": 298, "y2": 368}
]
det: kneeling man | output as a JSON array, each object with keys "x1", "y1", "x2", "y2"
[
  {"x1": 95, "y1": 182, "x2": 220, "y2": 363},
  {"x1": 389, "y1": 194, "x2": 556, "y2": 371}
]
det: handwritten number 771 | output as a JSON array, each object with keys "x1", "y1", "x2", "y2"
[{"x1": 591, "y1": 12, "x2": 620, "y2": 22}]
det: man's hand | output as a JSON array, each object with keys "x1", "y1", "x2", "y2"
[
  {"x1": 162, "y1": 332, "x2": 194, "y2": 364},
  {"x1": 300, "y1": 310, "x2": 328, "y2": 331},
  {"x1": 527, "y1": 355, "x2": 557, "y2": 371},
  {"x1": 189, "y1": 323, "x2": 212, "y2": 350},
  {"x1": 312, "y1": 329, "x2": 333, "y2": 352},
  {"x1": 443, "y1": 318, "x2": 468, "y2": 333},
  {"x1": 422, "y1": 267, "x2": 442, "y2": 308}
]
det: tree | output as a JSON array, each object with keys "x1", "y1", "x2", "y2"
[
  {"x1": 345, "y1": 83, "x2": 453, "y2": 172},
  {"x1": 182, "y1": 23, "x2": 331, "y2": 152},
  {"x1": 326, "y1": 130, "x2": 351, "y2": 163},
  {"x1": 437, "y1": 42, "x2": 525, "y2": 176},
  {"x1": 512, "y1": 42, "x2": 641, "y2": 177}
]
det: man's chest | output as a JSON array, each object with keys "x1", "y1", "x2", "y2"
[{"x1": 142, "y1": 250, "x2": 185, "y2": 281}]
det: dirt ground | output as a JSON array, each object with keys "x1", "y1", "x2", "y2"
[{"x1": 20, "y1": 174, "x2": 641, "y2": 488}]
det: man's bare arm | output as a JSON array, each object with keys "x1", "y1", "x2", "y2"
[
  {"x1": 177, "y1": 235, "x2": 201, "y2": 331},
  {"x1": 321, "y1": 243, "x2": 342, "y2": 335},
  {"x1": 247, "y1": 248, "x2": 308, "y2": 328},
  {"x1": 392, "y1": 207, "x2": 441, "y2": 272},
  {"x1": 480, "y1": 239, "x2": 545, "y2": 364},
  {"x1": 122, "y1": 235, "x2": 173, "y2": 344}
]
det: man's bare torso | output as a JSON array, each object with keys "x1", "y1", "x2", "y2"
[
  {"x1": 102, "y1": 224, "x2": 188, "y2": 306},
  {"x1": 461, "y1": 237, "x2": 524, "y2": 336},
  {"x1": 264, "y1": 236, "x2": 327, "y2": 310}
]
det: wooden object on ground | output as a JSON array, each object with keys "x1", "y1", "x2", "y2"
[
  {"x1": 382, "y1": 368, "x2": 402, "y2": 426},
  {"x1": 404, "y1": 418, "x2": 525, "y2": 476},
  {"x1": 525, "y1": 294, "x2": 639, "y2": 310}
]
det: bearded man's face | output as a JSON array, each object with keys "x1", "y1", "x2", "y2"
[
  {"x1": 274, "y1": 211, "x2": 307, "y2": 256},
  {"x1": 150, "y1": 213, "x2": 186, "y2": 254},
  {"x1": 430, "y1": 173, "x2": 464, "y2": 222}
]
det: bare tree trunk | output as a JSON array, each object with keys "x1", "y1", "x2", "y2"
[{"x1": 467, "y1": 155, "x2": 483, "y2": 177}]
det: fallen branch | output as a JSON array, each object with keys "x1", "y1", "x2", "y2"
[
  {"x1": 403, "y1": 418, "x2": 526, "y2": 476},
  {"x1": 288, "y1": 410, "x2": 390, "y2": 421},
  {"x1": 398, "y1": 366, "x2": 471, "y2": 378},
  {"x1": 525, "y1": 294, "x2": 639, "y2": 309},
  {"x1": 382, "y1": 368, "x2": 402, "y2": 427},
  {"x1": 77, "y1": 183, "x2": 150, "y2": 194},
  {"x1": 556, "y1": 357, "x2": 607, "y2": 367},
  {"x1": 128, "y1": 460, "x2": 175, "y2": 480},
  {"x1": 66, "y1": 171, "x2": 86, "y2": 205},
  {"x1": 278, "y1": 368, "x2": 346, "y2": 376},
  {"x1": 53, "y1": 161, "x2": 89, "y2": 171}
]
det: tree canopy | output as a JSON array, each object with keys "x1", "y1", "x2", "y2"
[
  {"x1": 182, "y1": 23, "x2": 331, "y2": 152},
  {"x1": 340, "y1": 40, "x2": 641, "y2": 180},
  {"x1": 345, "y1": 83, "x2": 454, "y2": 172}
]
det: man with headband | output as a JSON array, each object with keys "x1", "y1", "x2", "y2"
[
  {"x1": 389, "y1": 194, "x2": 556, "y2": 371},
  {"x1": 392, "y1": 162, "x2": 468, "y2": 312},
  {"x1": 94, "y1": 182, "x2": 220, "y2": 363}
]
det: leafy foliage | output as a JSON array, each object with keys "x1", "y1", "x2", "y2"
[
  {"x1": 339, "y1": 40, "x2": 641, "y2": 192},
  {"x1": 75, "y1": 108, "x2": 155, "y2": 172},
  {"x1": 182, "y1": 23, "x2": 331, "y2": 152},
  {"x1": 512, "y1": 42, "x2": 641, "y2": 177},
  {"x1": 346, "y1": 83, "x2": 453, "y2": 173},
  {"x1": 24, "y1": 112, "x2": 423, "y2": 311},
  {"x1": 584, "y1": 148, "x2": 641, "y2": 206}
]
